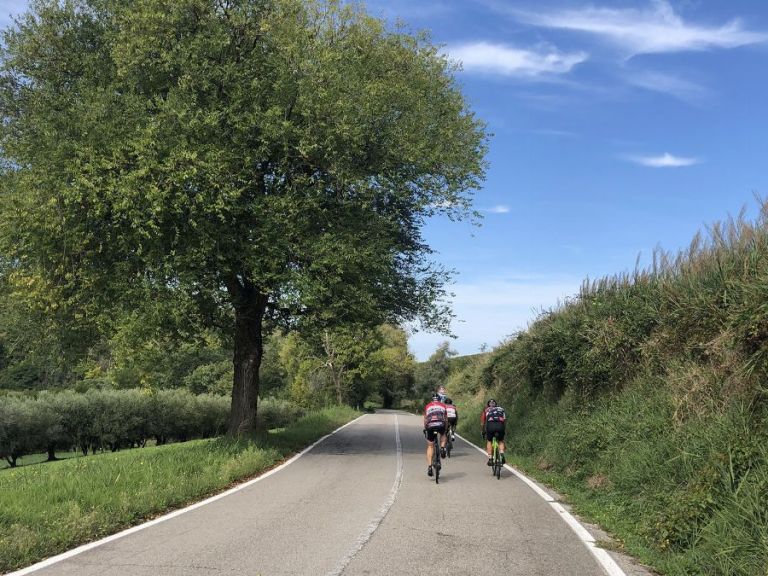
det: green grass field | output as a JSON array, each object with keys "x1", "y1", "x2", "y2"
[{"x1": 0, "y1": 405, "x2": 359, "y2": 573}]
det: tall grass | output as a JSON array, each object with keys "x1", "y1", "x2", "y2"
[
  {"x1": 0, "y1": 405, "x2": 358, "y2": 573},
  {"x1": 443, "y1": 202, "x2": 768, "y2": 575}
]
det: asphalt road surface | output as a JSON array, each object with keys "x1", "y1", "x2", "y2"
[{"x1": 18, "y1": 411, "x2": 649, "y2": 576}]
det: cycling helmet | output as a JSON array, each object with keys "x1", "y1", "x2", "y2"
[
  {"x1": 444, "y1": 398, "x2": 453, "y2": 405},
  {"x1": 431, "y1": 393, "x2": 440, "y2": 401},
  {"x1": 486, "y1": 399, "x2": 497, "y2": 407}
]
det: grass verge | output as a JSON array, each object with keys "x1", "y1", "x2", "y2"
[{"x1": 0, "y1": 405, "x2": 359, "y2": 573}]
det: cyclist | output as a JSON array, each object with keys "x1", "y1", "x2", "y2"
[
  {"x1": 423, "y1": 393, "x2": 448, "y2": 477},
  {"x1": 444, "y1": 398, "x2": 458, "y2": 441},
  {"x1": 436, "y1": 385, "x2": 448, "y2": 402},
  {"x1": 480, "y1": 399, "x2": 506, "y2": 466}
]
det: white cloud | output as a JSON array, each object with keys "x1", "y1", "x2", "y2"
[
  {"x1": 623, "y1": 152, "x2": 702, "y2": 168},
  {"x1": 448, "y1": 42, "x2": 588, "y2": 78},
  {"x1": 532, "y1": 128, "x2": 579, "y2": 138},
  {"x1": 626, "y1": 71, "x2": 709, "y2": 103},
  {"x1": 516, "y1": 0, "x2": 768, "y2": 57},
  {"x1": 483, "y1": 205, "x2": 510, "y2": 214},
  {"x1": 408, "y1": 274, "x2": 582, "y2": 360}
]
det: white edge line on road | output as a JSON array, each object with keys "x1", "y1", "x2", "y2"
[
  {"x1": 326, "y1": 413, "x2": 403, "y2": 576},
  {"x1": 8, "y1": 413, "x2": 369, "y2": 576},
  {"x1": 456, "y1": 433, "x2": 628, "y2": 576}
]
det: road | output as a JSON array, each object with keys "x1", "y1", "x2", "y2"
[{"x1": 17, "y1": 411, "x2": 648, "y2": 576}]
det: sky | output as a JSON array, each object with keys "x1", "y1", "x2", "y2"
[
  {"x1": 359, "y1": 0, "x2": 768, "y2": 360},
  {"x1": 2, "y1": 1, "x2": 767, "y2": 360}
]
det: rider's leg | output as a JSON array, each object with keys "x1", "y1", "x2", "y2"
[
  {"x1": 486, "y1": 439, "x2": 493, "y2": 457},
  {"x1": 426, "y1": 438, "x2": 434, "y2": 466}
]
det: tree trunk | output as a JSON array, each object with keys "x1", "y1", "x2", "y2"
[
  {"x1": 227, "y1": 277, "x2": 267, "y2": 436},
  {"x1": 46, "y1": 446, "x2": 58, "y2": 461},
  {"x1": 334, "y1": 367, "x2": 345, "y2": 405}
]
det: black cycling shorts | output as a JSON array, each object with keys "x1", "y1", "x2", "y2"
[
  {"x1": 447, "y1": 417, "x2": 458, "y2": 428},
  {"x1": 424, "y1": 425, "x2": 446, "y2": 442},
  {"x1": 485, "y1": 422, "x2": 505, "y2": 442}
]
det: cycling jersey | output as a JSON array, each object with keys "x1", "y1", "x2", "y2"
[
  {"x1": 424, "y1": 400, "x2": 448, "y2": 430},
  {"x1": 481, "y1": 406, "x2": 505, "y2": 425},
  {"x1": 445, "y1": 404, "x2": 458, "y2": 420}
]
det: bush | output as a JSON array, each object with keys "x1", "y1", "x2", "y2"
[{"x1": 256, "y1": 397, "x2": 305, "y2": 431}]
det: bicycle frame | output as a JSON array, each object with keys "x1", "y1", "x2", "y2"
[
  {"x1": 432, "y1": 434, "x2": 441, "y2": 484},
  {"x1": 491, "y1": 435, "x2": 501, "y2": 479}
]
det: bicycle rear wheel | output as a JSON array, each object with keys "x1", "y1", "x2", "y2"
[
  {"x1": 433, "y1": 438, "x2": 441, "y2": 484},
  {"x1": 491, "y1": 437, "x2": 500, "y2": 478}
]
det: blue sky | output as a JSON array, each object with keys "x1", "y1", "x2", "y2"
[
  {"x1": 360, "y1": 0, "x2": 768, "y2": 359},
  {"x1": 2, "y1": 1, "x2": 767, "y2": 360}
]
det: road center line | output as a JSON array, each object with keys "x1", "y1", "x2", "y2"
[{"x1": 326, "y1": 414, "x2": 403, "y2": 576}]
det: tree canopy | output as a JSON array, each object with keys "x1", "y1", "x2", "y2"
[{"x1": 0, "y1": 0, "x2": 488, "y2": 434}]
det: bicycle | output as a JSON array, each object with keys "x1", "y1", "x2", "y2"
[
  {"x1": 431, "y1": 432, "x2": 442, "y2": 484},
  {"x1": 445, "y1": 427, "x2": 453, "y2": 458},
  {"x1": 490, "y1": 433, "x2": 501, "y2": 479}
]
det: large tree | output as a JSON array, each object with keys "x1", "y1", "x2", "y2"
[{"x1": 0, "y1": 0, "x2": 487, "y2": 434}]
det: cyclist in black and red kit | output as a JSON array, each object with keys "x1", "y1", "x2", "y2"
[
  {"x1": 435, "y1": 386, "x2": 458, "y2": 441},
  {"x1": 481, "y1": 399, "x2": 506, "y2": 466},
  {"x1": 423, "y1": 393, "x2": 448, "y2": 477},
  {"x1": 444, "y1": 398, "x2": 458, "y2": 441}
]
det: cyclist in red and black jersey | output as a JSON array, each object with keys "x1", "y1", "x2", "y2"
[
  {"x1": 423, "y1": 394, "x2": 448, "y2": 477},
  {"x1": 444, "y1": 398, "x2": 458, "y2": 441},
  {"x1": 481, "y1": 399, "x2": 506, "y2": 466}
]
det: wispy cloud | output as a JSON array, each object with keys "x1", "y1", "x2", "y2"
[
  {"x1": 483, "y1": 205, "x2": 510, "y2": 214},
  {"x1": 515, "y1": 0, "x2": 768, "y2": 57},
  {"x1": 532, "y1": 128, "x2": 579, "y2": 138},
  {"x1": 626, "y1": 71, "x2": 709, "y2": 104},
  {"x1": 448, "y1": 42, "x2": 588, "y2": 78},
  {"x1": 623, "y1": 152, "x2": 702, "y2": 168}
]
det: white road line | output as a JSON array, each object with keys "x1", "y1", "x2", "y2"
[
  {"x1": 8, "y1": 414, "x2": 368, "y2": 576},
  {"x1": 326, "y1": 413, "x2": 404, "y2": 576},
  {"x1": 457, "y1": 433, "x2": 628, "y2": 576}
]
